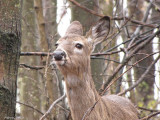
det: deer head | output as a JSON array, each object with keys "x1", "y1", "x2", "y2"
[{"x1": 53, "y1": 16, "x2": 110, "y2": 76}]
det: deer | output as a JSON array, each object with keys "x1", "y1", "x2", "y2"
[{"x1": 52, "y1": 16, "x2": 139, "y2": 120}]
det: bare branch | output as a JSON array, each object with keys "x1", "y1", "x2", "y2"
[
  {"x1": 140, "y1": 111, "x2": 160, "y2": 120},
  {"x1": 100, "y1": 28, "x2": 160, "y2": 93},
  {"x1": 68, "y1": 0, "x2": 103, "y2": 17},
  {"x1": 68, "y1": 0, "x2": 156, "y2": 28},
  {"x1": 20, "y1": 52, "x2": 53, "y2": 56},
  {"x1": 16, "y1": 101, "x2": 44, "y2": 115},
  {"x1": 101, "y1": 52, "x2": 160, "y2": 96},
  {"x1": 81, "y1": 100, "x2": 99, "y2": 120},
  {"x1": 19, "y1": 63, "x2": 44, "y2": 70},
  {"x1": 20, "y1": 51, "x2": 122, "y2": 57},
  {"x1": 129, "y1": 1, "x2": 153, "y2": 47},
  {"x1": 119, "y1": 55, "x2": 160, "y2": 96},
  {"x1": 138, "y1": 107, "x2": 159, "y2": 112},
  {"x1": 40, "y1": 93, "x2": 66, "y2": 120}
]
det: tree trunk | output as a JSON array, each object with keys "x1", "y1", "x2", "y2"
[
  {"x1": 35, "y1": 0, "x2": 66, "y2": 119},
  {"x1": 0, "y1": 0, "x2": 21, "y2": 119},
  {"x1": 19, "y1": 0, "x2": 41, "y2": 119},
  {"x1": 71, "y1": 0, "x2": 103, "y2": 91},
  {"x1": 0, "y1": 32, "x2": 20, "y2": 120},
  {"x1": 128, "y1": 0, "x2": 155, "y2": 110}
]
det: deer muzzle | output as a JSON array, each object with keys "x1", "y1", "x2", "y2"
[{"x1": 53, "y1": 50, "x2": 66, "y2": 61}]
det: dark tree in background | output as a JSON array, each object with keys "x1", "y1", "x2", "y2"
[
  {"x1": 71, "y1": 0, "x2": 104, "y2": 90},
  {"x1": 0, "y1": 0, "x2": 21, "y2": 119}
]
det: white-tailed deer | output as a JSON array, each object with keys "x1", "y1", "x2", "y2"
[{"x1": 52, "y1": 16, "x2": 138, "y2": 120}]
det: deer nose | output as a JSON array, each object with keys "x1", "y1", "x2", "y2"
[{"x1": 53, "y1": 50, "x2": 66, "y2": 61}]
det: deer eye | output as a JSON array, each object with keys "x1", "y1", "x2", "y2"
[
  {"x1": 75, "y1": 43, "x2": 83, "y2": 49},
  {"x1": 55, "y1": 43, "x2": 58, "y2": 48}
]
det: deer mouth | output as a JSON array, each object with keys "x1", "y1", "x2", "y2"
[
  {"x1": 50, "y1": 57, "x2": 67, "y2": 66},
  {"x1": 54, "y1": 59, "x2": 67, "y2": 66},
  {"x1": 52, "y1": 50, "x2": 67, "y2": 66}
]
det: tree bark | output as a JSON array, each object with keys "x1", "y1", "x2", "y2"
[
  {"x1": 19, "y1": 0, "x2": 41, "y2": 119},
  {"x1": 0, "y1": 0, "x2": 21, "y2": 119},
  {"x1": 0, "y1": 32, "x2": 20, "y2": 120}
]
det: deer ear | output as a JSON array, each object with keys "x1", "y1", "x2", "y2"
[
  {"x1": 87, "y1": 16, "x2": 110, "y2": 51},
  {"x1": 65, "y1": 21, "x2": 83, "y2": 36}
]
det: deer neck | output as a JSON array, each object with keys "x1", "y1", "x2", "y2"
[{"x1": 64, "y1": 70, "x2": 99, "y2": 120}]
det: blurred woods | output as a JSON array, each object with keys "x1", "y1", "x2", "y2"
[{"x1": 0, "y1": 0, "x2": 160, "y2": 120}]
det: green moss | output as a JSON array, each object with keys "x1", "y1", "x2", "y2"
[
  {"x1": 138, "y1": 101, "x2": 144, "y2": 107},
  {"x1": 0, "y1": 85, "x2": 12, "y2": 106},
  {"x1": 0, "y1": 32, "x2": 19, "y2": 54},
  {"x1": 0, "y1": 85, "x2": 12, "y2": 118},
  {"x1": 0, "y1": 31, "x2": 20, "y2": 119},
  {"x1": 138, "y1": 81, "x2": 150, "y2": 94}
]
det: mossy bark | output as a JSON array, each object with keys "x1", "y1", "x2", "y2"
[{"x1": 0, "y1": 32, "x2": 20, "y2": 119}]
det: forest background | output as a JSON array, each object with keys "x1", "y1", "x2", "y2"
[{"x1": 0, "y1": 0, "x2": 160, "y2": 120}]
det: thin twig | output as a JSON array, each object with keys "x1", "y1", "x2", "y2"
[
  {"x1": 100, "y1": 28, "x2": 160, "y2": 93},
  {"x1": 138, "y1": 107, "x2": 159, "y2": 112},
  {"x1": 129, "y1": 1, "x2": 153, "y2": 47},
  {"x1": 92, "y1": 50, "x2": 122, "y2": 56},
  {"x1": 20, "y1": 52, "x2": 53, "y2": 56},
  {"x1": 101, "y1": 52, "x2": 160, "y2": 96},
  {"x1": 20, "y1": 51, "x2": 122, "y2": 57},
  {"x1": 81, "y1": 100, "x2": 99, "y2": 120},
  {"x1": 19, "y1": 63, "x2": 44, "y2": 70},
  {"x1": 40, "y1": 93, "x2": 66, "y2": 120},
  {"x1": 140, "y1": 111, "x2": 160, "y2": 120},
  {"x1": 119, "y1": 55, "x2": 160, "y2": 96},
  {"x1": 68, "y1": 0, "x2": 156, "y2": 28},
  {"x1": 16, "y1": 101, "x2": 44, "y2": 115},
  {"x1": 68, "y1": 0, "x2": 103, "y2": 17}
]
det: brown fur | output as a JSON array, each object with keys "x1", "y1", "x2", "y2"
[{"x1": 53, "y1": 17, "x2": 139, "y2": 120}]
